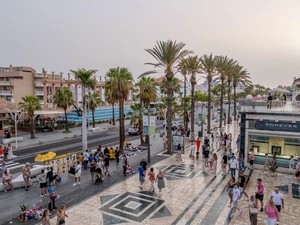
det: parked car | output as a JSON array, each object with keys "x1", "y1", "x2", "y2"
[
  {"x1": 128, "y1": 126, "x2": 139, "y2": 135},
  {"x1": 163, "y1": 121, "x2": 181, "y2": 130}
]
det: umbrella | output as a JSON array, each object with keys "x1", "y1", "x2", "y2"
[{"x1": 35, "y1": 152, "x2": 56, "y2": 162}]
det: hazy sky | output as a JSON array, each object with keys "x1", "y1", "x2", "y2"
[{"x1": 1, "y1": 0, "x2": 300, "y2": 88}]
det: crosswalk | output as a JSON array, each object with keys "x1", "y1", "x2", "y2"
[{"x1": 1, "y1": 160, "x2": 24, "y2": 171}]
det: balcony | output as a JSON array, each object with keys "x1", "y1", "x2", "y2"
[
  {"x1": 0, "y1": 81, "x2": 11, "y2": 86},
  {"x1": 35, "y1": 81, "x2": 44, "y2": 87},
  {"x1": 35, "y1": 91, "x2": 44, "y2": 96},
  {"x1": 35, "y1": 73, "x2": 44, "y2": 77},
  {"x1": 0, "y1": 91, "x2": 13, "y2": 95},
  {"x1": 39, "y1": 100, "x2": 45, "y2": 104}
]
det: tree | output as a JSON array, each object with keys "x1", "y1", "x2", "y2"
[
  {"x1": 53, "y1": 87, "x2": 74, "y2": 131},
  {"x1": 106, "y1": 67, "x2": 134, "y2": 153},
  {"x1": 200, "y1": 54, "x2": 217, "y2": 133},
  {"x1": 178, "y1": 58, "x2": 189, "y2": 131},
  {"x1": 186, "y1": 55, "x2": 201, "y2": 137},
  {"x1": 70, "y1": 68, "x2": 97, "y2": 151},
  {"x1": 19, "y1": 95, "x2": 42, "y2": 139},
  {"x1": 88, "y1": 92, "x2": 101, "y2": 128}
]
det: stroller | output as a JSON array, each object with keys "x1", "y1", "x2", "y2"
[{"x1": 95, "y1": 168, "x2": 103, "y2": 185}]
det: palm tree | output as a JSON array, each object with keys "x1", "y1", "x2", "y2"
[
  {"x1": 215, "y1": 56, "x2": 237, "y2": 127},
  {"x1": 106, "y1": 67, "x2": 134, "y2": 153},
  {"x1": 178, "y1": 58, "x2": 189, "y2": 132},
  {"x1": 53, "y1": 87, "x2": 74, "y2": 131},
  {"x1": 232, "y1": 66, "x2": 251, "y2": 120},
  {"x1": 88, "y1": 92, "x2": 101, "y2": 128},
  {"x1": 19, "y1": 95, "x2": 41, "y2": 139},
  {"x1": 200, "y1": 54, "x2": 216, "y2": 134},
  {"x1": 70, "y1": 68, "x2": 97, "y2": 150},
  {"x1": 186, "y1": 55, "x2": 201, "y2": 138}
]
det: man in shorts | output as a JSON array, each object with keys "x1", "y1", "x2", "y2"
[
  {"x1": 204, "y1": 147, "x2": 209, "y2": 168},
  {"x1": 83, "y1": 150, "x2": 89, "y2": 170},
  {"x1": 271, "y1": 188, "x2": 284, "y2": 223},
  {"x1": 138, "y1": 163, "x2": 145, "y2": 190},
  {"x1": 249, "y1": 149, "x2": 254, "y2": 169},
  {"x1": 22, "y1": 162, "x2": 31, "y2": 191},
  {"x1": 238, "y1": 172, "x2": 249, "y2": 200},
  {"x1": 104, "y1": 155, "x2": 110, "y2": 176},
  {"x1": 73, "y1": 161, "x2": 82, "y2": 186},
  {"x1": 255, "y1": 178, "x2": 264, "y2": 212},
  {"x1": 230, "y1": 184, "x2": 243, "y2": 218},
  {"x1": 221, "y1": 151, "x2": 228, "y2": 175}
]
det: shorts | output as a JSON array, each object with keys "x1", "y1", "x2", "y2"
[
  {"x1": 222, "y1": 163, "x2": 227, "y2": 169},
  {"x1": 204, "y1": 158, "x2": 208, "y2": 162},
  {"x1": 228, "y1": 188, "x2": 233, "y2": 193},
  {"x1": 233, "y1": 200, "x2": 239, "y2": 207},
  {"x1": 255, "y1": 193, "x2": 264, "y2": 201},
  {"x1": 75, "y1": 172, "x2": 81, "y2": 178},
  {"x1": 139, "y1": 176, "x2": 145, "y2": 183},
  {"x1": 23, "y1": 176, "x2": 29, "y2": 182},
  {"x1": 196, "y1": 152, "x2": 200, "y2": 156},
  {"x1": 275, "y1": 205, "x2": 281, "y2": 212},
  {"x1": 250, "y1": 160, "x2": 254, "y2": 165},
  {"x1": 84, "y1": 160, "x2": 88, "y2": 165},
  {"x1": 40, "y1": 182, "x2": 47, "y2": 189},
  {"x1": 239, "y1": 187, "x2": 244, "y2": 192},
  {"x1": 105, "y1": 166, "x2": 109, "y2": 171}
]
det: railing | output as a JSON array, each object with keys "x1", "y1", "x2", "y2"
[
  {"x1": 0, "y1": 91, "x2": 12, "y2": 95},
  {"x1": 35, "y1": 73, "x2": 44, "y2": 77},
  {"x1": 240, "y1": 100, "x2": 300, "y2": 113},
  {"x1": 35, "y1": 91, "x2": 44, "y2": 95},
  {"x1": 0, "y1": 81, "x2": 11, "y2": 85},
  {"x1": 35, "y1": 81, "x2": 43, "y2": 86},
  {"x1": 39, "y1": 100, "x2": 45, "y2": 104}
]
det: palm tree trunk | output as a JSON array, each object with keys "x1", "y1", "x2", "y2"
[
  {"x1": 219, "y1": 80, "x2": 224, "y2": 128},
  {"x1": 30, "y1": 117, "x2": 35, "y2": 139},
  {"x1": 191, "y1": 78, "x2": 195, "y2": 136},
  {"x1": 64, "y1": 109, "x2": 69, "y2": 130},
  {"x1": 166, "y1": 78, "x2": 173, "y2": 154},
  {"x1": 233, "y1": 85, "x2": 237, "y2": 121},
  {"x1": 227, "y1": 82, "x2": 231, "y2": 124},
  {"x1": 139, "y1": 115, "x2": 145, "y2": 145},
  {"x1": 207, "y1": 79, "x2": 212, "y2": 134},
  {"x1": 112, "y1": 103, "x2": 115, "y2": 125},
  {"x1": 183, "y1": 74, "x2": 188, "y2": 132},
  {"x1": 119, "y1": 100, "x2": 124, "y2": 153},
  {"x1": 92, "y1": 109, "x2": 95, "y2": 128},
  {"x1": 82, "y1": 87, "x2": 88, "y2": 151}
]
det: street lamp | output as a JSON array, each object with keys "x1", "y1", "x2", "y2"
[{"x1": 143, "y1": 108, "x2": 151, "y2": 164}]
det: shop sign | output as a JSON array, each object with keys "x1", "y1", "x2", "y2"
[{"x1": 255, "y1": 120, "x2": 300, "y2": 132}]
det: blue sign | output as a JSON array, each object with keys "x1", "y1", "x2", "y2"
[
  {"x1": 255, "y1": 120, "x2": 300, "y2": 132},
  {"x1": 198, "y1": 114, "x2": 202, "y2": 120},
  {"x1": 143, "y1": 126, "x2": 149, "y2": 135}
]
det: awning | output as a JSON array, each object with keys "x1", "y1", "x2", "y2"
[{"x1": 34, "y1": 110, "x2": 64, "y2": 115}]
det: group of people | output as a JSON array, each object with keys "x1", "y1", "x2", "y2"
[{"x1": 0, "y1": 143, "x2": 16, "y2": 161}]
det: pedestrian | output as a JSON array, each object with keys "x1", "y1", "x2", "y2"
[
  {"x1": 229, "y1": 155, "x2": 238, "y2": 179},
  {"x1": 78, "y1": 153, "x2": 84, "y2": 165},
  {"x1": 267, "y1": 93, "x2": 272, "y2": 109},
  {"x1": 1, "y1": 162, "x2": 7, "y2": 177},
  {"x1": 212, "y1": 153, "x2": 218, "y2": 174},
  {"x1": 230, "y1": 184, "x2": 243, "y2": 218},
  {"x1": 2, "y1": 170, "x2": 13, "y2": 192},
  {"x1": 249, "y1": 149, "x2": 254, "y2": 169},
  {"x1": 221, "y1": 151, "x2": 228, "y2": 175},
  {"x1": 227, "y1": 177, "x2": 236, "y2": 207},
  {"x1": 148, "y1": 167, "x2": 156, "y2": 192},
  {"x1": 123, "y1": 155, "x2": 128, "y2": 176},
  {"x1": 190, "y1": 142, "x2": 196, "y2": 161},
  {"x1": 262, "y1": 153, "x2": 270, "y2": 172},
  {"x1": 211, "y1": 133, "x2": 214, "y2": 149},
  {"x1": 115, "y1": 147, "x2": 120, "y2": 164},
  {"x1": 203, "y1": 147, "x2": 209, "y2": 168},
  {"x1": 238, "y1": 152, "x2": 244, "y2": 173},
  {"x1": 138, "y1": 162, "x2": 145, "y2": 190},
  {"x1": 236, "y1": 135, "x2": 240, "y2": 150},
  {"x1": 195, "y1": 137, "x2": 201, "y2": 152},
  {"x1": 289, "y1": 155, "x2": 294, "y2": 175},
  {"x1": 270, "y1": 155, "x2": 277, "y2": 176},
  {"x1": 47, "y1": 167, "x2": 54, "y2": 186},
  {"x1": 208, "y1": 151, "x2": 213, "y2": 170},
  {"x1": 140, "y1": 158, "x2": 148, "y2": 173},
  {"x1": 156, "y1": 170, "x2": 165, "y2": 196},
  {"x1": 265, "y1": 198, "x2": 278, "y2": 225},
  {"x1": 176, "y1": 144, "x2": 182, "y2": 161},
  {"x1": 248, "y1": 195, "x2": 258, "y2": 225},
  {"x1": 22, "y1": 162, "x2": 31, "y2": 191},
  {"x1": 88, "y1": 153, "x2": 94, "y2": 165},
  {"x1": 39, "y1": 169, "x2": 47, "y2": 197},
  {"x1": 238, "y1": 172, "x2": 249, "y2": 200},
  {"x1": 104, "y1": 146, "x2": 109, "y2": 155},
  {"x1": 255, "y1": 178, "x2": 264, "y2": 212},
  {"x1": 163, "y1": 136, "x2": 168, "y2": 151},
  {"x1": 56, "y1": 204, "x2": 68, "y2": 225},
  {"x1": 73, "y1": 161, "x2": 82, "y2": 186},
  {"x1": 227, "y1": 149, "x2": 232, "y2": 171},
  {"x1": 295, "y1": 158, "x2": 300, "y2": 182},
  {"x1": 48, "y1": 181, "x2": 57, "y2": 211},
  {"x1": 104, "y1": 155, "x2": 110, "y2": 176},
  {"x1": 90, "y1": 159, "x2": 96, "y2": 181},
  {"x1": 41, "y1": 209, "x2": 50, "y2": 225},
  {"x1": 3, "y1": 146, "x2": 8, "y2": 161},
  {"x1": 83, "y1": 150, "x2": 89, "y2": 170},
  {"x1": 271, "y1": 188, "x2": 284, "y2": 224}
]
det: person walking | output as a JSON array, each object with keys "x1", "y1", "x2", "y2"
[
  {"x1": 48, "y1": 181, "x2": 57, "y2": 211},
  {"x1": 249, "y1": 149, "x2": 255, "y2": 169},
  {"x1": 195, "y1": 137, "x2": 201, "y2": 152},
  {"x1": 22, "y1": 162, "x2": 31, "y2": 191},
  {"x1": 248, "y1": 195, "x2": 258, "y2": 225},
  {"x1": 56, "y1": 204, "x2": 68, "y2": 225},
  {"x1": 255, "y1": 178, "x2": 264, "y2": 212},
  {"x1": 46, "y1": 167, "x2": 54, "y2": 186},
  {"x1": 123, "y1": 155, "x2": 128, "y2": 176},
  {"x1": 83, "y1": 150, "x2": 89, "y2": 170},
  {"x1": 163, "y1": 136, "x2": 168, "y2": 151},
  {"x1": 1, "y1": 162, "x2": 8, "y2": 177},
  {"x1": 148, "y1": 167, "x2": 156, "y2": 192},
  {"x1": 104, "y1": 155, "x2": 110, "y2": 176},
  {"x1": 221, "y1": 151, "x2": 228, "y2": 175},
  {"x1": 289, "y1": 155, "x2": 295, "y2": 175},
  {"x1": 227, "y1": 177, "x2": 236, "y2": 207},
  {"x1": 229, "y1": 155, "x2": 238, "y2": 179},
  {"x1": 156, "y1": 170, "x2": 165, "y2": 196},
  {"x1": 115, "y1": 147, "x2": 120, "y2": 164},
  {"x1": 271, "y1": 188, "x2": 284, "y2": 224},
  {"x1": 138, "y1": 163, "x2": 145, "y2": 190},
  {"x1": 176, "y1": 144, "x2": 182, "y2": 161},
  {"x1": 190, "y1": 142, "x2": 195, "y2": 162},
  {"x1": 73, "y1": 161, "x2": 82, "y2": 186},
  {"x1": 140, "y1": 158, "x2": 148, "y2": 173},
  {"x1": 238, "y1": 172, "x2": 249, "y2": 200},
  {"x1": 270, "y1": 155, "x2": 277, "y2": 176},
  {"x1": 212, "y1": 153, "x2": 218, "y2": 174},
  {"x1": 7, "y1": 143, "x2": 16, "y2": 160},
  {"x1": 265, "y1": 198, "x2": 278, "y2": 225},
  {"x1": 41, "y1": 209, "x2": 51, "y2": 225},
  {"x1": 262, "y1": 153, "x2": 270, "y2": 172},
  {"x1": 211, "y1": 133, "x2": 214, "y2": 149},
  {"x1": 39, "y1": 169, "x2": 47, "y2": 197},
  {"x1": 203, "y1": 147, "x2": 210, "y2": 168},
  {"x1": 236, "y1": 135, "x2": 240, "y2": 150},
  {"x1": 90, "y1": 159, "x2": 96, "y2": 181},
  {"x1": 230, "y1": 184, "x2": 243, "y2": 218}
]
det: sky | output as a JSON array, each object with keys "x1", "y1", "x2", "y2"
[{"x1": 1, "y1": 0, "x2": 300, "y2": 88}]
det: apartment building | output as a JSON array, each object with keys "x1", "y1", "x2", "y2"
[{"x1": 0, "y1": 65, "x2": 106, "y2": 110}]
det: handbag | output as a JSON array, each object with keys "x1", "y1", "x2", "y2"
[
  {"x1": 249, "y1": 207, "x2": 259, "y2": 214},
  {"x1": 50, "y1": 193, "x2": 57, "y2": 200},
  {"x1": 189, "y1": 153, "x2": 192, "y2": 158}
]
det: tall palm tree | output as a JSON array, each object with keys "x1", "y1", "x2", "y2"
[
  {"x1": 70, "y1": 68, "x2": 97, "y2": 150},
  {"x1": 232, "y1": 66, "x2": 251, "y2": 120},
  {"x1": 88, "y1": 92, "x2": 101, "y2": 128},
  {"x1": 136, "y1": 77, "x2": 157, "y2": 144},
  {"x1": 143, "y1": 40, "x2": 191, "y2": 154},
  {"x1": 53, "y1": 87, "x2": 74, "y2": 131},
  {"x1": 200, "y1": 54, "x2": 216, "y2": 134},
  {"x1": 186, "y1": 55, "x2": 201, "y2": 138},
  {"x1": 19, "y1": 95, "x2": 41, "y2": 139},
  {"x1": 106, "y1": 67, "x2": 134, "y2": 153},
  {"x1": 215, "y1": 56, "x2": 237, "y2": 127},
  {"x1": 177, "y1": 58, "x2": 189, "y2": 131}
]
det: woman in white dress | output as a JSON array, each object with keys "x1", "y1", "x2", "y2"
[{"x1": 7, "y1": 143, "x2": 17, "y2": 160}]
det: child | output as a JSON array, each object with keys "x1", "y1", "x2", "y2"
[
  {"x1": 148, "y1": 168, "x2": 156, "y2": 192},
  {"x1": 208, "y1": 151, "x2": 213, "y2": 170},
  {"x1": 289, "y1": 155, "x2": 294, "y2": 174},
  {"x1": 262, "y1": 153, "x2": 269, "y2": 172}
]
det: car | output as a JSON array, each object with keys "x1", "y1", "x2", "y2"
[
  {"x1": 164, "y1": 121, "x2": 181, "y2": 130},
  {"x1": 128, "y1": 127, "x2": 139, "y2": 135}
]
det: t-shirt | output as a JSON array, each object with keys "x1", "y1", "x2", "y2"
[
  {"x1": 250, "y1": 151, "x2": 254, "y2": 160},
  {"x1": 47, "y1": 171, "x2": 54, "y2": 182},
  {"x1": 138, "y1": 167, "x2": 145, "y2": 177},
  {"x1": 83, "y1": 152, "x2": 89, "y2": 161},
  {"x1": 195, "y1": 139, "x2": 201, "y2": 148},
  {"x1": 230, "y1": 159, "x2": 237, "y2": 168},
  {"x1": 265, "y1": 205, "x2": 277, "y2": 219},
  {"x1": 222, "y1": 155, "x2": 228, "y2": 164},
  {"x1": 104, "y1": 157, "x2": 110, "y2": 166},
  {"x1": 1, "y1": 165, "x2": 7, "y2": 177},
  {"x1": 204, "y1": 150, "x2": 209, "y2": 158},
  {"x1": 191, "y1": 145, "x2": 196, "y2": 153},
  {"x1": 75, "y1": 164, "x2": 82, "y2": 174},
  {"x1": 239, "y1": 176, "x2": 246, "y2": 188},
  {"x1": 141, "y1": 161, "x2": 147, "y2": 170},
  {"x1": 271, "y1": 191, "x2": 283, "y2": 206},
  {"x1": 0, "y1": 147, "x2": 4, "y2": 155},
  {"x1": 39, "y1": 173, "x2": 47, "y2": 183},
  {"x1": 257, "y1": 183, "x2": 264, "y2": 195},
  {"x1": 232, "y1": 188, "x2": 240, "y2": 201},
  {"x1": 227, "y1": 151, "x2": 232, "y2": 160}
]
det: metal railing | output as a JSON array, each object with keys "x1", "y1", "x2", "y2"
[
  {"x1": 0, "y1": 90, "x2": 12, "y2": 95},
  {"x1": 35, "y1": 91, "x2": 44, "y2": 95},
  {"x1": 0, "y1": 81, "x2": 11, "y2": 85},
  {"x1": 239, "y1": 100, "x2": 300, "y2": 112},
  {"x1": 35, "y1": 81, "x2": 44, "y2": 86}
]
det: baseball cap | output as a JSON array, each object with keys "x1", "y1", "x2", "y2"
[{"x1": 26, "y1": 162, "x2": 30, "y2": 166}]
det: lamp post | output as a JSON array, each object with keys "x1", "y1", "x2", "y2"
[{"x1": 143, "y1": 108, "x2": 151, "y2": 164}]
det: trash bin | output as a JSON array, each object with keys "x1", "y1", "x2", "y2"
[{"x1": 198, "y1": 131, "x2": 203, "y2": 138}]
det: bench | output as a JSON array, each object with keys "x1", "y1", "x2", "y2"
[{"x1": 2, "y1": 137, "x2": 24, "y2": 145}]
